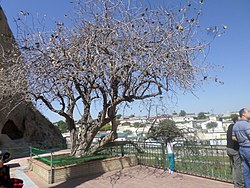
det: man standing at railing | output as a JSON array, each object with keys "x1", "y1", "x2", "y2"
[
  {"x1": 232, "y1": 108, "x2": 250, "y2": 188},
  {"x1": 227, "y1": 114, "x2": 244, "y2": 188}
]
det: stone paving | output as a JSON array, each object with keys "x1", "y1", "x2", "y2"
[{"x1": 7, "y1": 156, "x2": 233, "y2": 188}]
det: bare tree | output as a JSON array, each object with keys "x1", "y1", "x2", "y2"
[
  {"x1": 0, "y1": 6, "x2": 29, "y2": 114},
  {"x1": 0, "y1": 48, "x2": 28, "y2": 114},
  {"x1": 16, "y1": 0, "x2": 223, "y2": 156}
]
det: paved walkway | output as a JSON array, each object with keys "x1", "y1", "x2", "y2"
[{"x1": 7, "y1": 156, "x2": 233, "y2": 188}]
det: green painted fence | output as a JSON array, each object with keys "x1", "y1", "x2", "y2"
[
  {"x1": 2, "y1": 142, "x2": 232, "y2": 183},
  {"x1": 97, "y1": 142, "x2": 232, "y2": 182}
]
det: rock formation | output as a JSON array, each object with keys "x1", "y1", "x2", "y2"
[{"x1": 0, "y1": 6, "x2": 66, "y2": 149}]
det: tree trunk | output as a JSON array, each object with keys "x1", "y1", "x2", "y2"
[
  {"x1": 71, "y1": 122, "x2": 99, "y2": 157},
  {"x1": 70, "y1": 121, "x2": 118, "y2": 157},
  {"x1": 65, "y1": 117, "x2": 79, "y2": 156},
  {"x1": 70, "y1": 128, "x2": 78, "y2": 155}
]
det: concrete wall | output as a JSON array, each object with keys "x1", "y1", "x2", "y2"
[{"x1": 29, "y1": 156, "x2": 138, "y2": 184}]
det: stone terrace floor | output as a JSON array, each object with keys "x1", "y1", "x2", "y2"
[{"x1": 8, "y1": 156, "x2": 233, "y2": 188}]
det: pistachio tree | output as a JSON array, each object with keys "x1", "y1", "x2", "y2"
[
  {"x1": 16, "y1": 0, "x2": 223, "y2": 156},
  {"x1": 0, "y1": 6, "x2": 28, "y2": 114}
]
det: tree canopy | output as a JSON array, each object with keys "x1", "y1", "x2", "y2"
[
  {"x1": 197, "y1": 112, "x2": 207, "y2": 119},
  {"x1": 6, "y1": 0, "x2": 224, "y2": 156},
  {"x1": 179, "y1": 110, "x2": 186, "y2": 117},
  {"x1": 55, "y1": 120, "x2": 68, "y2": 133},
  {"x1": 148, "y1": 119, "x2": 183, "y2": 141},
  {"x1": 206, "y1": 121, "x2": 218, "y2": 130},
  {"x1": 100, "y1": 124, "x2": 111, "y2": 131},
  {"x1": 116, "y1": 114, "x2": 122, "y2": 119}
]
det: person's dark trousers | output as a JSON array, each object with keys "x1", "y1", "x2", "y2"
[{"x1": 227, "y1": 148, "x2": 244, "y2": 188}]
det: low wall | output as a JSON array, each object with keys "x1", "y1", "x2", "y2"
[{"x1": 29, "y1": 155, "x2": 138, "y2": 184}]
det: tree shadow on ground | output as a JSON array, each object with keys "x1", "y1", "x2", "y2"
[
  {"x1": 49, "y1": 172, "x2": 104, "y2": 188},
  {"x1": 49, "y1": 165, "x2": 138, "y2": 188}
]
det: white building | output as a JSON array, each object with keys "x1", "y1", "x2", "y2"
[{"x1": 172, "y1": 116, "x2": 195, "y2": 122}]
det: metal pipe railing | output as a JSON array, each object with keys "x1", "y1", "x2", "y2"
[{"x1": 27, "y1": 142, "x2": 232, "y2": 182}]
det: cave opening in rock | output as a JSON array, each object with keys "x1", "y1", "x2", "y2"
[{"x1": 1, "y1": 120, "x2": 24, "y2": 140}]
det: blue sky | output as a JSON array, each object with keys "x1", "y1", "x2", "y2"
[{"x1": 1, "y1": 0, "x2": 250, "y2": 122}]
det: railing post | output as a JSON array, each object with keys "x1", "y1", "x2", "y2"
[
  {"x1": 50, "y1": 151, "x2": 53, "y2": 184},
  {"x1": 29, "y1": 146, "x2": 32, "y2": 159},
  {"x1": 161, "y1": 142, "x2": 167, "y2": 171},
  {"x1": 121, "y1": 145, "x2": 124, "y2": 157}
]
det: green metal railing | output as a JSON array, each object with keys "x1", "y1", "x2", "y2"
[
  {"x1": 136, "y1": 142, "x2": 166, "y2": 169},
  {"x1": 0, "y1": 146, "x2": 30, "y2": 158},
  {"x1": 97, "y1": 142, "x2": 232, "y2": 182},
  {"x1": 10, "y1": 142, "x2": 232, "y2": 183},
  {"x1": 174, "y1": 145, "x2": 231, "y2": 181}
]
